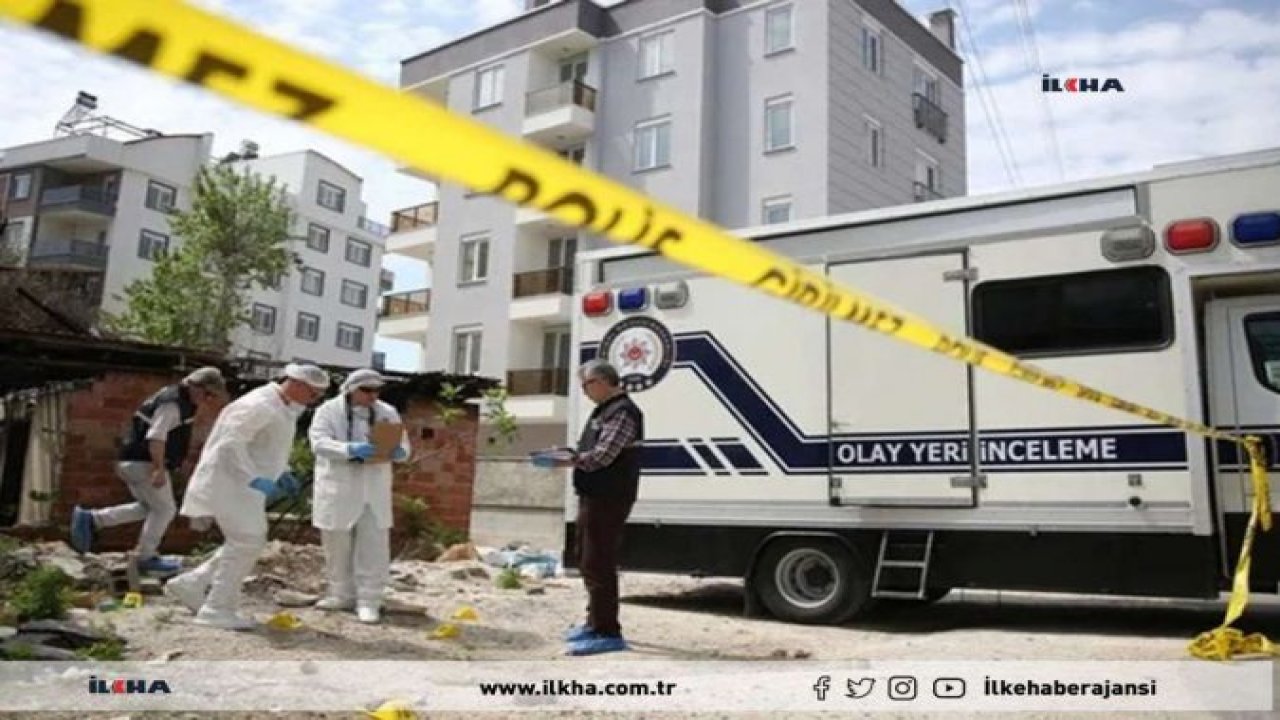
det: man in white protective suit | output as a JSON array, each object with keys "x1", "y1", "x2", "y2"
[
  {"x1": 163, "y1": 363, "x2": 331, "y2": 630},
  {"x1": 308, "y1": 368, "x2": 411, "y2": 624}
]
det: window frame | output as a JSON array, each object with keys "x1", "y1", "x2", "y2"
[
  {"x1": 862, "y1": 23, "x2": 883, "y2": 75},
  {"x1": 971, "y1": 266, "x2": 1175, "y2": 359},
  {"x1": 250, "y1": 303, "x2": 277, "y2": 335},
  {"x1": 762, "y1": 195, "x2": 793, "y2": 225},
  {"x1": 1242, "y1": 312, "x2": 1280, "y2": 395},
  {"x1": 300, "y1": 266, "x2": 325, "y2": 296},
  {"x1": 145, "y1": 180, "x2": 176, "y2": 213},
  {"x1": 9, "y1": 172, "x2": 32, "y2": 201},
  {"x1": 345, "y1": 236, "x2": 372, "y2": 267},
  {"x1": 638, "y1": 30, "x2": 675, "y2": 80},
  {"x1": 306, "y1": 223, "x2": 331, "y2": 253},
  {"x1": 473, "y1": 64, "x2": 505, "y2": 110},
  {"x1": 764, "y1": 3, "x2": 795, "y2": 56},
  {"x1": 340, "y1": 279, "x2": 369, "y2": 309},
  {"x1": 458, "y1": 234, "x2": 491, "y2": 285},
  {"x1": 633, "y1": 117, "x2": 672, "y2": 172},
  {"x1": 336, "y1": 321, "x2": 364, "y2": 351},
  {"x1": 764, "y1": 94, "x2": 795, "y2": 153},
  {"x1": 452, "y1": 326, "x2": 484, "y2": 374},
  {"x1": 137, "y1": 229, "x2": 170, "y2": 260},
  {"x1": 864, "y1": 115, "x2": 883, "y2": 168},
  {"x1": 316, "y1": 180, "x2": 346, "y2": 213},
  {"x1": 295, "y1": 311, "x2": 320, "y2": 342}
]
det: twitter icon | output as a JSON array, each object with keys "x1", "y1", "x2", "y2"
[{"x1": 845, "y1": 678, "x2": 876, "y2": 699}]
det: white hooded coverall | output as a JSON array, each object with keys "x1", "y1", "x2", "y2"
[
  {"x1": 308, "y1": 395, "x2": 410, "y2": 608},
  {"x1": 176, "y1": 383, "x2": 302, "y2": 618}
]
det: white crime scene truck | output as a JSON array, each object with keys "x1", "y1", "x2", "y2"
[{"x1": 565, "y1": 147, "x2": 1280, "y2": 624}]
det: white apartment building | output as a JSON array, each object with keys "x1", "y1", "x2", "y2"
[
  {"x1": 379, "y1": 0, "x2": 966, "y2": 450},
  {"x1": 0, "y1": 121, "x2": 390, "y2": 367}
]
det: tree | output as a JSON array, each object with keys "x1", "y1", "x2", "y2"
[{"x1": 104, "y1": 164, "x2": 296, "y2": 350}]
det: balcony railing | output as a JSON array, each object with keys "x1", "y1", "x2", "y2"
[
  {"x1": 506, "y1": 368, "x2": 570, "y2": 397},
  {"x1": 390, "y1": 201, "x2": 439, "y2": 233},
  {"x1": 913, "y1": 181, "x2": 944, "y2": 202},
  {"x1": 379, "y1": 289, "x2": 431, "y2": 317},
  {"x1": 27, "y1": 238, "x2": 109, "y2": 270},
  {"x1": 513, "y1": 267, "x2": 573, "y2": 298},
  {"x1": 357, "y1": 215, "x2": 390, "y2": 238},
  {"x1": 39, "y1": 185, "x2": 117, "y2": 216},
  {"x1": 526, "y1": 80, "x2": 597, "y2": 117},
  {"x1": 912, "y1": 92, "x2": 948, "y2": 143}
]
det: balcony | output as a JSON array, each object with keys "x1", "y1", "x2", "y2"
[
  {"x1": 27, "y1": 238, "x2": 109, "y2": 271},
  {"x1": 507, "y1": 368, "x2": 570, "y2": 397},
  {"x1": 357, "y1": 215, "x2": 390, "y2": 238},
  {"x1": 912, "y1": 92, "x2": 948, "y2": 143},
  {"x1": 379, "y1": 268, "x2": 396, "y2": 293},
  {"x1": 913, "y1": 181, "x2": 944, "y2": 203},
  {"x1": 386, "y1": 201, "x2": 438, "y2": 261},
  {"x1": 511, "y1": 267, "x2": 573, "y2": 323},
  {"x1": 523, "y1": 80, "x2": 597, "y2": 145},
  {"x1": 39, "y1": 185, "x2": 116, "y2": 219},
  {"x1": 377, "y1": 288, "x2": 430, "y2": 342},
  {"x1": 504, "y1": 367, "x2": 570, "y2": 423}
]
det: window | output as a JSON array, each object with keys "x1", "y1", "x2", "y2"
[
  {"x1": 250, "y1": 303, "x2": 277, "y2": 334},
  {"x1": 10, "y1": 172, "x2": 32, "y2": 201},
  {"x1": 317, "y1": 181, "x2": 346, "y2": 213},
  {"x1": 145, "y1": 181, "x2": 176, "y2": 213},
  {"x1": 474, "y1": 65, "x2": 504, "y2": 109},
  {"x1": 559, "y1": 54, "x2": 588, "y2": 83},
  {"x1": 306, "y1": 223, "x2": 330, "y2": 252},
  {"x1": 459, "y1": 234, "x2": 490, "y2": 283},
  {"x1": 296, "y1": 312, "x2": 320, "y2": 341},
  {"x1": 1244, "y1": 313, "x2": 1280, "y2": 394},
  {"x1": 915, "y1": 151, "x2": 941, "y2": 200},
  {"x1": 762, "y1": 196, "x2": 792, "y2": 224},
  {"x1": 548, "y1": 236, "x2": 577, "y2": 268},
  {"x1": 865, "y1": 116, "x2": 883, "y2": 167},
  {"x1": 638, "y1": 31, "x2": 674, "y2": 79},
  {"x1": 862, "y1": 24, "x2": 882, "y2": 74},
  {"x1": 973, "y1": 267, "x2": 1172, "y2": 357},
  {"x1": 558, "y1": 145, "x2": 586, "y2": 165},
  {"x1": 137, "y1": 229, "x2": 170, "y2": 260},
  {"x1": 764, "y1": 95, "x2": 794, "y2": 152},
  {"x1": 300, "y1": 266, "x2": 325, "y2": 296},
  {"x1": 913, "y1": 65, "x2": 941, "y2": 104},
  {"x1": 634, "y1": 118, "x2": 672, "y2": 172},
  {"x1": 765, "y1": 4, "x2": 794, "y2": 55},
  {"x1": 336, "y1": 322, "x2": 364, "y2": 351},
  {"x1": 340, "y1": 279, "x2": 369, "y2": 308},
  {"x1": 452, "y1": 327, "x2": 483, "y2": 374},
  {"x1": 345, "y1": 237, "x2": 372, "y2": 267},
  {"x1": 543, "y1": 327, "x2": 572, "y2": 369}
]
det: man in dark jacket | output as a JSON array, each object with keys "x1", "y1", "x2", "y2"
[
  {"x1": 556, "y1": 359, "x2": 644, "y2": 656},
  {"x1": 70, "y1": 367, "x2": 225, "y2": 573}
]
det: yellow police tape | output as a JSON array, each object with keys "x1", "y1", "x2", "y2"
[{"x1": 0, "y1": 0, "x2": 1272, "y2": 659}]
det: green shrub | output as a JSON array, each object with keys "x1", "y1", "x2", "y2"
[
  {"x1": 76, "y1": 637, "x2": 125, "y2": 661},
  {"x1": 495, "y1": 568, "x2": 521, "y2": 590},
  {"x1": 1, "y1": 642, "x2": 35, "y2": 660},
  {"x1": 10, "y1": 566, "x2": 72, "y2": 621}
]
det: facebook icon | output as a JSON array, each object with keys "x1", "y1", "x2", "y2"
[{"x1": 813, "y1": 675, "x2": 831, "y2": 701}]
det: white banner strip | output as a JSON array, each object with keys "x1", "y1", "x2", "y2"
[{"x1": 0, "y1": 660, "x2": 1271, "y2": 712}]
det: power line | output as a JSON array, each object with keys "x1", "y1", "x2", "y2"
[
  {"x1": 950, "y1": 0, "x2": 1023, "y2": 188},
  {"x1": 1014, "y1": 0, "x2": 1066, "y2": 181}
]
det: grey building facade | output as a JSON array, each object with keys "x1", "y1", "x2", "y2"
[{"x1": 380, "y1": 0, "x2": 965, "y2": 440}]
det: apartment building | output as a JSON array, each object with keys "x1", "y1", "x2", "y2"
[
  {"x1": 0, "y1": 126, "x2": 390, "y2": 367},
  {"x1": 379, "y1": 0, "x2": 966, "y2": 448}
]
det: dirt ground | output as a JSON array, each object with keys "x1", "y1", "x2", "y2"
[{"x1": 5, "y1": 541, "x2": 1280, "y2": 719}]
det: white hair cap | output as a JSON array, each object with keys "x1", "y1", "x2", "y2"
[
  {"x1": 283, "y1": 363, "x2": 330, "y2": 390},
  {"x1": 340, "y1": 368, "x2": 388, "y2": 394}
]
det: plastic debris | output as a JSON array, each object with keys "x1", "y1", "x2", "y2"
[
  {"x1": 451, "y1": 606, "x2": 478, "y2": 621},
  {"x1": 430, "y1": 623, "x2": 459, "y2": 639},
  {"x1": 265, "y1": 611, "x2": 302, "y2": 630},
  {"x1": 120, "y1": 592, "x2": 143, "y2": 609}
]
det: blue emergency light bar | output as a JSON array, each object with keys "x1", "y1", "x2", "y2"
[
  {"x1": 1232, "y1": 212, "x2": 1280, "y2": 247},
  {"x1": 617, "y1": 287, "x2": 649, "y2": 312}
]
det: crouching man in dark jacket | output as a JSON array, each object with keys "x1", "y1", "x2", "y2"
[{"x1": 559, "y1": 360, "x2": 644, "y2": 656}]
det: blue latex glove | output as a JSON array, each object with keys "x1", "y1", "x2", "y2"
[
  {"x1": 531, "y1": 454, "x2": 556, "y2": 469},
  {"x1": 248, "y1": 476, "x2": 279, "y2": 499},
  {"x1": 347, "y1": 442, "x2": 376, "y2": 460},
  {"x1": 276, "y1": 471, "x2": 300, "y2": 496},
  {"x1": 391, "y1": 446, "x2": 409, "y2": 462}
]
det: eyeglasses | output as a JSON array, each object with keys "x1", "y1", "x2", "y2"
[{"x1": 357, "y1": 386, "x2": 381, "y2": 393}]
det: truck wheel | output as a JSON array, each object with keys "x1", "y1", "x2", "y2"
[{"x1": 752, "y1": 537, "x2": 871, "y2": 625}]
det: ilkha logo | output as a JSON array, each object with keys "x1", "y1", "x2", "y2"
[
  {"x1": 88, "y1": 676, "x2": 172, "y2": 694},
  {"x1": 1041, "y1": 74, "x2": 1125, "y2": 93}
]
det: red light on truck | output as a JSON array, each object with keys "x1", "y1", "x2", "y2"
[
  {"x1": 582, "y1": 290, "x2": 612, "y2": 316},
  {"x1": 1164, "y1": 218, "x2": 1219, "y2": 254}
]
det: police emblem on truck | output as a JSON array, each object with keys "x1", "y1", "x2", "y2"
[{"x1": 598, "y1": 316, "x2": 676, "y2": 392}]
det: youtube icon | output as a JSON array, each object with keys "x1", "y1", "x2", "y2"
[{"x1": 933, "y1": 678, "x2": 966, "y2": 699}]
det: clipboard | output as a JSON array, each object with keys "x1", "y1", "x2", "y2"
[{"x1": 368, "y1": 421, "x2": 404, "y2": 463}]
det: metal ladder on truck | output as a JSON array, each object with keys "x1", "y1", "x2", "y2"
[{"x1": 871, "y1": 530, "x2": 935, "y2": 599}]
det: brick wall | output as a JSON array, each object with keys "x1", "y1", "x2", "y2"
[{"x1": 40, "y1": 372, "x2": 481, "y2": 553}]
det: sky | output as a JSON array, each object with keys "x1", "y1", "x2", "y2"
[{"x1": 1, "y1": 0, "x2": 1277, "y2": 371}]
